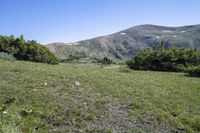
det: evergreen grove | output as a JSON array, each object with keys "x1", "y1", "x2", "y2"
[
  {"x1": 127, "y1": 42, "x2": 200, "y2": 77},
  {"x1": 0, "y1": 35, "x2": 58, "y2": 64}
]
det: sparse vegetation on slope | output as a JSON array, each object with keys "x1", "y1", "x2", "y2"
[
  {"x1": 0, "y1": 60, "x2": 200, "y2": 132},
  {"x1": 60, "y1": 54, "x2": 80, "y2": 64}
]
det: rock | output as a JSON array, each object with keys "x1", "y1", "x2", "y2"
[
  {"x1": 75, "y1": 81, "x2": 81, "y2": 87},
  {"x1": 44, "y1": 80, "x2": 47, "y2": 86},
  {"x1": 3, "y1": 111, "x2": 8, "y2": 114}
]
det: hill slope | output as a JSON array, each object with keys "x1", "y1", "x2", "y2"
[
  {"x1": 0, "y1": 60, "x2": 200, "y2": 132},
  {"x1": 46, "y1": 24, "x2": 200, "y2": 60}
]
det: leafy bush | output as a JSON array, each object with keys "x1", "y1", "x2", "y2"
[
  {"x1": 98, "y1": 57, "x2": 114, "y2": 65},
  {"x1": 186, "y1": 66, "x2": 200, "y2": 77},
  {"x1": 0, "y1": 35, "x2": 58, "y2": 64},
  {"x1": 127, "y1": 42, "x2": 200, "y2": 72},
  {"x1": 0, "y1": 52, "x2": 16, "y2": 61}
]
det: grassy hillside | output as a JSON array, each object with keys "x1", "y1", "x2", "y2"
[
  {"x1": 46, "y1": 24, "x2": 200, "y2": 60},
  {"x1": 0, "y1": 60, "x2": 200, "y2": 132}
]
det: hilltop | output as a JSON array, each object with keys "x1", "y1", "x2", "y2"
[{"x1": 46, "y1": 24, "x2": 200, "y2": 60}]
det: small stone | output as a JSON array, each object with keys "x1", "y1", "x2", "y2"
[
  {"x1": 75, "y1": 81, "x2": 81, "y2": 87},
  {"x1": 44, "y1": 80, "x2": 47, "y2": 86},
  {"x1": 128, "y1": 122, "x2": 132, "y2": 125},
  {"x1": 3, "y1": 111, "x2": 7, "y2": 114}
]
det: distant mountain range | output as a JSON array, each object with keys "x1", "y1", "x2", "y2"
[{"x1": 46, "y1": 24, "x2": 200, "y2": 60}]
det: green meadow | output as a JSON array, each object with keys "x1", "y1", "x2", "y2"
[{"x1": 0, "y1": 60, "x2": 200, "y2": 132}]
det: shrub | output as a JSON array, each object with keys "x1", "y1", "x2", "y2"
[
  {"x1": 98, "y1": 57, "x2": 114, "y2": 65},
  {"x1": 0, "y1": 52, "x2": 16, "y2": 61},
  {"x1": 0, "y1": 35, "x2": 58, "y2": 64},
  {"x1": 25, "y1": 41, "x2": 59, "y2": 64},
  {"x1": 186, "y1": 66, "x2": 200, "y2": 77},
  {"x1": 127, "y1": 42, "x2": 200, "y2": 72}
]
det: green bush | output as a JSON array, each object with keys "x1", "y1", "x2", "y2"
[
  {"x1": 186, "y1": 66, "x2": 200, "y2": 77},
  {"x1": 0, "y1": 52, "x2": 16, "y2": 61},
  {"x1": 98, "y1": 57, "x2": 114, "y2": 65},
  {"x1": 127, "y1": 42, "x2": 200, "y2": 72},
  {"x1": 0, "y1": 35, "x2": 58, "y2": 64}
]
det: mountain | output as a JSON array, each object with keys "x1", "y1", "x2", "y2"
[{"x1": 46, "y1": 24, "x2": 200, "y2": 60}]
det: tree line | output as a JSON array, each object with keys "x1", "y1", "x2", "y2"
[{"x1": 0, "y1": 35, "x2": 58, "y2": 64}]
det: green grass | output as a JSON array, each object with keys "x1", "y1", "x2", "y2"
[{"x1": 0, "y1": 60, "x2": 200, "y2": 133}]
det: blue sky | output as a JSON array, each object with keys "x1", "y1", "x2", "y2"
[{"x1": 0, "y1": 0, "x2": 200, "y2": 44}]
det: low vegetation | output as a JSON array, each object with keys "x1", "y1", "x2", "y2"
[
  {"x1": 187, "y1": 65, "x2": 200, "y2": 77},
  {"x1": 0, "y1": 60, "x2": 199, "y2": 132},
  {"x1": 127, "y1": 42, "x2": 200, "y2": 77},
  {"x1": 97, "y1": 57, "x2": 114, "y2": 65},
  {"x1": 60, "y1": 55, "x2": 80, "y2": 63},
  {"x1": 0, "y1": 35, "x2": 58, "y2": 64},
  {"x1": 0, "y1": 52, "x2": 16, "y2": 61}
]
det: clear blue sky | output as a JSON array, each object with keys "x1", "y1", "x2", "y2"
[{"x1": 0, "y1": 0, "x2": 200, "y2": 44}]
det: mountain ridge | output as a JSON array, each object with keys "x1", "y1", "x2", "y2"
[{"x1": 46, "y1": 24, "x2": 200, "y2": 60}]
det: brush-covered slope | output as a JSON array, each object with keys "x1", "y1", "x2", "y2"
[{"x1": 46, "y1": 24, "x2": 200, "y2": 60}]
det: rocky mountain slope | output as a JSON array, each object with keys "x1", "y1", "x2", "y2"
[{"x1": 46, "y1": 24, "x2": 200, "y2": 60}]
